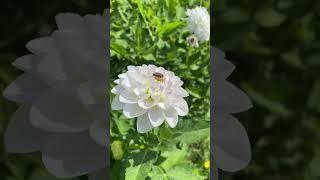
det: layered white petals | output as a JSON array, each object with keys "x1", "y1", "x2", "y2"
[
  {"x1": 137, "y1": 114, "x2": 153, "y2": 133},
  {"x1": 172, "y1": 98, "x2": 189, "y2": 116},
  {"x1": 123, "y1": 103, "x2": 147, "y2": 118},
  {"x1": 148, "y1": 106, "x2": 165, "y2": 127},
  {"x1": 111, "y1": 64, "x2": 189, "y2": 133},
  {"x1": 164, "y1": 108, "x2": 178, "y2": 128},
  {"x1": 186, "y1": 6, "x2": 210, "y2": 43},
  {"x1": 111, "y1": 95, "x2": 124, "y2": 110}
]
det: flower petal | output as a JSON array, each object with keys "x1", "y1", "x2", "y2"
[
  {"x1": 173, "y1": 87, "x2": 189, "y2": 97},
  {"x1": 213, "y1": 113, "x2": 251, "y2": 172},
  {"x1": 55, "y1": 13, "x2": 84, "y2": 31},
  {"x1": 164, "y1": 108, "x2": 178, "y2": 128},
  {"x1": 111, "y1": 95, "x2": 124, "y2": 110},
  {"x1": 111, "y1": 85, "x2": 121, "y2": 94},
  {"x1": 119, "y1": 90, "x2": 138, "y2": 104},
  {"x1": 4, "y1": 105, "x2": 48, "y2": 153},
  {"x1": 173, "y1": 99, "x2": 189, "y2": 116},
  {"x1": 3, "y1": 73, "x2": 48, "y2": 103},
  {"x1": 42, "y1": 132, "x2": 106, "y2": 177},
  {"x1": 89, "y1": 119, "x2": 107, "y2": 147},
  {"x1": 37, "y1": 54, "x2": 68, "y2": 83},
  {"x1": 148, "y1": 106, "x2": 165, "y2": 127},
  {"x1": 170, "y1": 76, "x2": 183, "y2": 86},
  {"x1": 12, "y1": 54, "x2": 40, "y2": 72},
  {"x1": 30, "y1": 90, "x2": 92, "y2": 132},
  {"x1": 26, "y1": 37, "x2": 57, "y2": 55},
  {"x1": 137, "y1": 113, "x2": 153, "y2": 133},
  {"x1": 123, "y1": 104, "x2": 147, "y2": 118},
  {"x1": 212, "y1": 47, "x2": 235, "y2": 80},
  {"x1": 138, "y1": 99, "x2": 157, "y2": 109},
  {"x1": 114, "y1": 79, "x2": 120, "y2": 84},
  {"x1": 214, "y1": 81, "x2": 252, "y2": 113},
  {"x1": 84, "y1": 14, "x2": 107, "y2": 45}
]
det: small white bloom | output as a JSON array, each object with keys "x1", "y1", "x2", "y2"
[
  {"x1": 187, "y1": 34, "x2": 199, "y2": 48},
  {"x1": 186, "y1": 6, "x2": 210, "y2": 43},
  {"x1": 111, "y1": 64, "x2": 189, "y2": 133}
]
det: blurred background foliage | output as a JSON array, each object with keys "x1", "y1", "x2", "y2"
[
  {"x1": 0, "y1": 0, "x2": 319, "y2": 179},
  {"x1": 212, "y1": 0, "x2": 320, "y2": 179}
]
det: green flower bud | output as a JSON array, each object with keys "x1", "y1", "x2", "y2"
[{"x1": 111, "y1": 140, "x2": 125, "y2": 160}]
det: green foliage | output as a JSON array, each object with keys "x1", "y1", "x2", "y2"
[
  {"x1": 110, "y1": 0, "x2": 210, "y2": 179},
  {"x1": 213, "y1": 0, "x2": 320, "y2": 179}
]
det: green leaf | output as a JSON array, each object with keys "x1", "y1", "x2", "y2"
[
  {"x1": 115, "y1": 115, "x2": 133, "y2": 135},
  {"x1": 149, "y1": 166, "x2": 168, "y2": 180},
  {"x1": 142, "y1": 53, "x2": 156, "y2": 61},
  {"x1": 167, "y1": 166, "x2": 204, "y2": 180},
  {"x1": 221, "y1": 7, "x2": 250, "y2": 24},
  {"x1": 174, "y1": 128, "x2": 210, "y2": 144},
  {"x1": 242, "y1": 83, "x2": 292, "y2": 117},
  {"x1": 281, "y1": 49, "x2": 304, "y2": 69},
  {"x1": 159, "y1": 127, "x2": 174, "y2": 140},
  {"x1": 186, "y1": 87, "x2": 202, "y2": 99},
  {"x1": 158, "y1": 21, "x2": 185, "y2": 35},
  {"x1": 160, "y1": 146, "x2": 187, "y2": 171},
  {"x1": 255, "y1": 8, "x2": 286, "y2": 27},
  {"x1": 126, "y1": 161, "x2": 151, "y2": 180},
  {"x1": 124, "y1": 150, "x2": 157, "y2": 180}
]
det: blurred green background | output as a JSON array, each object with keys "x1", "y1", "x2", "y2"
[
  {"x1": 212, "y1": 0, "x2": 320, "y2": 179},
  {"x1": 0, "y1": 0, "x2": 319, "y2": 179}
]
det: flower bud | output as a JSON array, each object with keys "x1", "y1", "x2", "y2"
[{"x1": 111, "y1": 140, "x2": 125, "y2": 160}]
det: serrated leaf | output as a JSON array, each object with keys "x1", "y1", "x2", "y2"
[
  {"x1": 160, "y1": 146, "x2": 187, "y2": 171},
  {"x1": 167, "y1": 166, "x2": 204, "y2": 180},
  {"x1": 174, "y1": 128, "x2": 210, "y2": 144},
  {"x1": 125, "y1": 161, "x2": 151, "y2": 180},
  {"x1": 124, "y1": 150, "x2": 157, "y2": 180}
]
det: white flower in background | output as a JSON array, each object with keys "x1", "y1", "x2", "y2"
[
  {"x1": 111, "y1": 65, "x2": 189, "y2": 133},
  {"x1": 186, "y1": 6, "x2": 210, "y2": 43},
  {"x1": 187, "y1": 34, "x2": 199, "y2": 48}
]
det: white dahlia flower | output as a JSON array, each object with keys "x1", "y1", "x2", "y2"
[
  {"x1": 186, "y1": 6, "x2": 210, "y2": 43},
  {"x1": 111, "y1": 64, "x2": 189, "y2": 133},
  {"x1": 3, "y1": 10, "x2": 109, "y2": 179}
]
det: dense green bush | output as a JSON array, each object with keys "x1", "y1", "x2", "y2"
[{"x1": 110, "y1": 0, "x2": 210, "y2": 179}]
